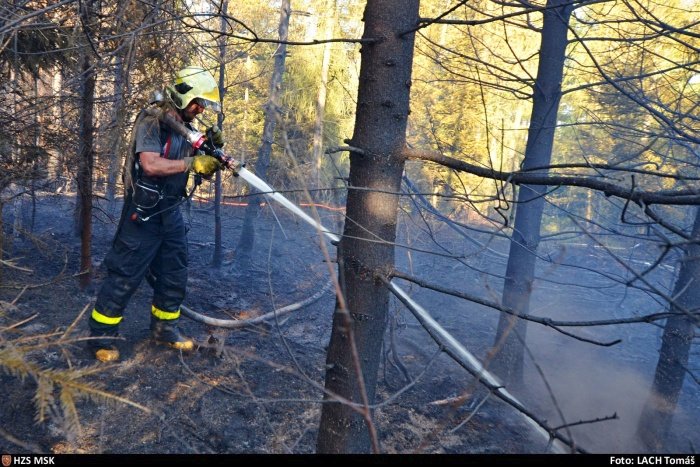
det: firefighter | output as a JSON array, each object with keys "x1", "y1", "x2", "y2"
[{"x1": 88, "y1": 66, "x2": 226, "y2": 362}]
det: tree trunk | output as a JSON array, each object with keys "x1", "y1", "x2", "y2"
[
  {"x1": 30, "y1": 66, "x2": 40, "y2": 232},
  {"x1": 11, "y1": 184, "x2": 23, "y2": 246},
  {"x1": 107, "y1": 0, "x2": 136, "y2": 212},
  {"x1": 212, "y1": 0, "x2": 229, "y2": 268},
  {"x1": 106, "y1": 52, "x2": 126, "y2": 212},
  {"x1": 0, "y1": 200, "x2": 4, "y2": 285},
  {"x1": 316, "y1": 0, "x2": 419, "y2": 453},
  {"x1": 235, "y1": 0, "x2": 291, "y2": 272},
  {"x1": 9, "y1": 65, "x2": 22, "y2": 250},
  {"x1": 491, "y1": 0, "x2": 573, "y2": 386},
  {"x1": 636, "y1": 206, "x2": 700, "y2": 450},
  {"x1": 242, "y1": 56, "x2": 251, "y2": 165},
  {"x1": 586, "y1": 186, "x2": 594, "y2": 225},
  {"x1": 311, "y1": 0, "x2": 337, "y2": 195},
  {"x1": 76, "y1": 0, "x2": 96, "y2": 289},
  {"x1": 213, "y1": 166, "x2": 223, "y2": 267}
]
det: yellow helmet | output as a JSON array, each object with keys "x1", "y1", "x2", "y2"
[{"x1": 170, "y1": 66, "x2": 221, "y2": 112}]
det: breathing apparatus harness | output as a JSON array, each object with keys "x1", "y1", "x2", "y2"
[
  {"x1": 129, "y1": 91, "x2": 201, "y2": 223},
  {"x1": 128, "y1": 89, "x2": 242, "y2": 224},
  {"x1": 130, "y1": 173, "x2": 201, "y2": 223}
]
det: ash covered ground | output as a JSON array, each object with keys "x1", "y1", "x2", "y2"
[{"x1": 0, "y1": 190, "x2": 697, "y2": 454}]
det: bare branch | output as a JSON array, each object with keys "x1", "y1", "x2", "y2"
[
  {"x1": 552, "y1": 413, "x2": 619, "y2": 432},
  {"x1": 404, "y1": 147, "x2": 700, "y2": 205},
  {"x1": 0, "y1": 0, "x2": 76, "y2": 36},
  {"x1": 390, "y1": 270, "x2": 697, "y2": 328},
  {"x1": 405, "y1": 0, "x2": 612, "y2": 34}
]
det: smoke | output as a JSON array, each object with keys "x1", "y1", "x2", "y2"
[
  {"x1": 521, "y1": 297, "x2": 693, "y2": 453},
  {"x1": 392, "y1": 216, "x2": 698, "y2": 453}
]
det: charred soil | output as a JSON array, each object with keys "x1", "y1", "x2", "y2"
[{"x1": 0, "y1": 192, "x2": 697, "y2": 454}]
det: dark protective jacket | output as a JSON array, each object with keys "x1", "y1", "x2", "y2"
[
  {"x1": 90, "y1": 110, "x2": 195, "y2": 333},
  {"x1": 130, "y1": 110, "x2": 191, "y2": 198}
]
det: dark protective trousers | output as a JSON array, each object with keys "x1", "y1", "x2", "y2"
[{"x1": 90, "y1": 200, "x2": 187, "y2": 334}]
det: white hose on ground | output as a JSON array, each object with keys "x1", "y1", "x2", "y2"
[{"x1": 182, "y1": 279, "x2": 334, "y2": 328}]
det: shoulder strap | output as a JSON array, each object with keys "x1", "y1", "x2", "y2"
[
  {"x1": 159, "y1": 121, "x2": 174, "y2": 159},
  {"x1": 123, "y1": 109, "x2": 150, "y2": 196}
]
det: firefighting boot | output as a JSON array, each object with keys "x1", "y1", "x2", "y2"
[
  {"x1": 87, "y1": 329, "x2": 120, "y2": 362},
  {"x1": 150, "y1": 317, "x2": 195, "y2": 351}
]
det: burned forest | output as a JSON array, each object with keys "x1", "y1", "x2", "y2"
[{"x1": 0, "y1": 0, "x2": 699, "y2": 456}]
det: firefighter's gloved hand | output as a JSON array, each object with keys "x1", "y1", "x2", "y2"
[
  {"x1": 207, "y1": 126, "x2": 225, "y2": 148},
  {"x1": 184, "y1": 155, "x2": 222, "y2": 177}
]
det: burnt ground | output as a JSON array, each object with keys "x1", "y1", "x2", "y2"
[{"x1": 0, "y1": 189, "x2": 698, "y2": 454}]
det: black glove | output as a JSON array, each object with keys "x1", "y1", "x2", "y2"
[{"x1": 207, "y1": 126, "x2": 225, "y2": 148}]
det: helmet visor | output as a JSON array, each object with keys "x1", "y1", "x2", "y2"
[{"x1": 192, "y1": 97, "x2": 221, "y2": 113}]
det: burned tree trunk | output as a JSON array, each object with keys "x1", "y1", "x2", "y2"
[
  {"x1": 636, "y1": 207, "x2": 700, "y2": 450},
  {"x1": 76, "y1": 0, "x2": 97, "y2": 289},
  {"x1": 235, "y1": 0, "x2": 291, "y2": 274},
  {"x1": 490, "y1": 0, "x2": 574, "y2": 386},
  {"x1": 316, "y1": 0, "x2": 419, "y2": 453},
  {"x1": 212, "y1": 0, "x2": 229, "y2": 268}
]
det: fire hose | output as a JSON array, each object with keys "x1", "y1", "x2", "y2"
[
  {"x1": 181, "y1": 279, "x2": 334, "y2": 329},
  {"x1": 148, "y1": 103, "x2": 574, "y2": 453}
]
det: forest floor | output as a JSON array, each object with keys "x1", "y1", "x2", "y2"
[{"x1": 0, "y1": 189, "x2": 697, "y2": 454}]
